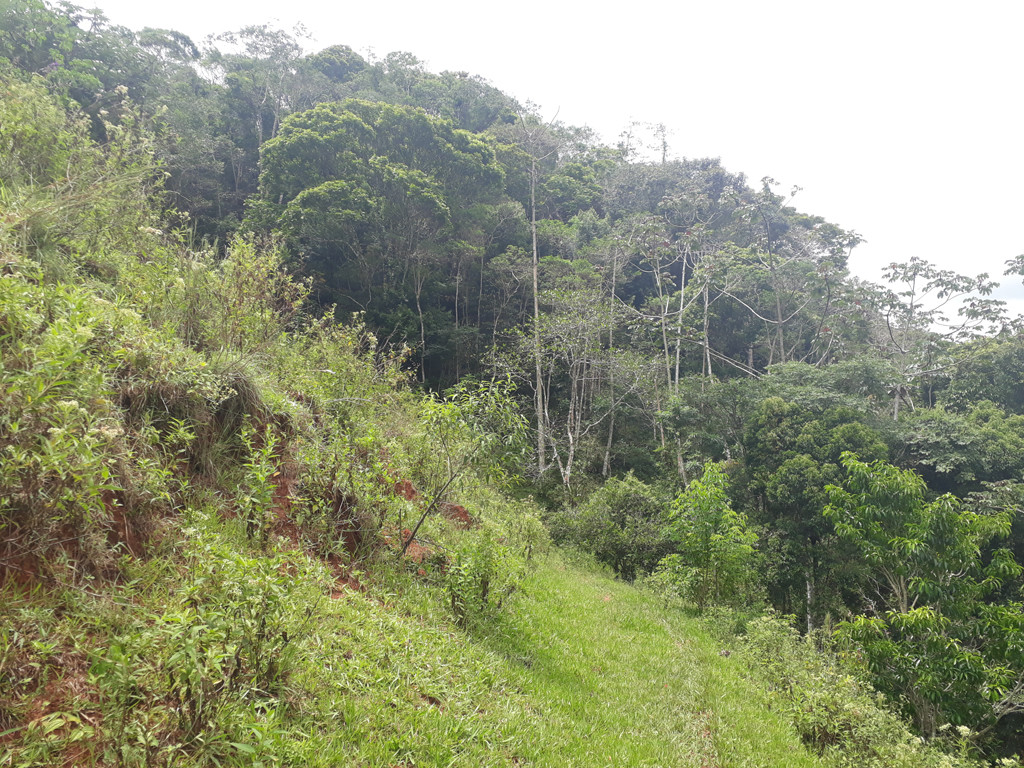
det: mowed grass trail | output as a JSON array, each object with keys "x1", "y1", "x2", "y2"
[
  {"x1": 490, "y1": 555, "x2": 824, "y2": 768},
  {"x1": 297, "y1": 553, "x2": 824, "y2": 767}
]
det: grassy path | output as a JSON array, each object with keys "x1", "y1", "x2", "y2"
[
  {"x1": 293, "y1": 553, "x2": 823, "y2": 767},
  {"x1": 489, "y1": 555, "x2": 823, "y2": 767}
]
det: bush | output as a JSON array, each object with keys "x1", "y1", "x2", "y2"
[
  {"x1": 659, "y1": 462, "x2": 758, "y2": 612},
  {"x1": 0, "y1": 266, "x2": 176, "y2": 578},
  {"x1": 738, "y1": 614, "x2": 1014, "y2": 768},
  {"x1": 0, "y1": 67, "x2": 159, "y2": 260},
  {"x1": 548, "y1": 473, "x2": 672, "y2": 580}
]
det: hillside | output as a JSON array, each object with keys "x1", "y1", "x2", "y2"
[
  {"x1": 2, "y1": 6, "x2": 1024, "y2": 766},
  {"x1": 6, "y1": 533, "x2": 830, "y2": 767}
]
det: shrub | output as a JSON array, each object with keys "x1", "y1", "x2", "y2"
[
  {"x1": 738, "y1": 614, "x2": 1013, "y2": 768},
  {"x1": 0, "y1": 267, "x2": 175, "y2": 578},
  {"x1": 93, "y1": 515, "x2": 329, "y2": 763},
  {"x1": 661, "y1": 462, "x2": 757, "y2": 611},
  {"x1": 548, "y1": 473, "x2": 672, "y2": 580}
]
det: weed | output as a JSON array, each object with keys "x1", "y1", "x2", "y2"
[
  {"x1": 92, "y1": 516, "x2": 328, "y2": 764},
  {"x1": 239, "y1": 421, "x2": 280, "y2": 548}
]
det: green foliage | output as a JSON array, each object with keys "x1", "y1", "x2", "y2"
[
  {"x1": 548, "y1": 473, "x2": 671, "y2": 580},
  {"x1": 665, "y1": 376, "x2": 759, "y2": 462},
  {"x1": 0, "y1": 67, "x2": 160, "y2": 259},
  {"x1": 259, "y1": 97, "x2": 503, "y2": 230},
  {"x1": 0, "y1": 1, "x2": 156, "y2": 117},
  {"x1": 764, "y1": 359, "x2": 892, "y2": 412},
  {"x1": 743, "y1": 394, "x2": 889, "y2": 627},
  {"x1": 238, "y1": 421, "x2": 280, "y2": 548},
  {"x1": 414, "y1": 377, "x2": 527, "y2": 492},
  {"x1": 93, "y1": 516, "x2": 328, "y2": 763},
  {"x1": 253, "y1": 97, "x2": 509, "y2": 381},
  {"x1": 740, "y1": 613, "x2": 1001, "y2": 768},
  {"x1": 897, "y1": 402, "x2": 1024, "y2": 495},
  {"x1": 941, "y1": 336, "x2": 1024, "y2": 415},
  {"x1": 445, "y1": 526, "x2": 522, "y2": 626},
  {"x1": 0, "y1": 260, "x2": 180, "y2": 576},
  {"x1": 292, "y1": 428, "x2": 386, "y2": 560},
  {"x1": 306, "y1": 44, "x2": 366, "y2": 83},
  {"x1": 4, "y1": 9, "x2": 1024, "y2": 761},
  {"x1": 826, "y1": 454, "x2": 1024, "y2": 740},
  {"x1": 662, "y1": 462, "x2": 757, "y2": 612}
]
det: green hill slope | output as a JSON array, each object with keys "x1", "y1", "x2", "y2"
[
  {"x1": 295, "y1": 552, "x2": 827, "y2": 767},
  {"x1": 0, "y1": 65, "x2": 1007, "y2": 768},
  {"x1": 480, "y1": 555, "x2": 824, "y2": 768}
]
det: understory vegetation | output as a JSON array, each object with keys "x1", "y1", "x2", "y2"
[{"x1": 1, "y1": 4, "x2": 1023, "y2": 766}]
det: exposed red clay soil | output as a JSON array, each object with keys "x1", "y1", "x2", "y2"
[
  {"x1": 327, "y1": 553, "x2": 364, "y2": 598},
  {"x1": 394, "y1": 479, "x2": 418, "y2": 500},
  {"x1": 401, "y1": 534, "x2": 433, "y2": 564},
  {"x1": 439, "y1": 501, "x2": 476, "y2": 529},
  {"x1": 102, "y1": 491, "x2": 143, "y2": 560},
  {"x1": 270, "y1": 475, "x2": 302, "y2": 546},
  {"x1": 3, "y1": 652, "x2": 104, "y2": 766},
  {"x1": 0, "y1": 541, "x2": 41, "y2": 587},
  {"x1": 1, "y1": 490, "x2": 146, "y2": 587},
  {"x1": 381, "y1": 527, "x2": 437, "y2": 565}
]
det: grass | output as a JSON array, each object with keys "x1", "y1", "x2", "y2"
[
  {"x1": 0, "y1": 69, "x2": 993, "y2": 768},
  {"x1": 3, "y1": 541, "x2": 824, "y2": 767},
  {"x1": 478, "y1": 554, "x2": 824, "y2": 768},
  {"x1": 246, "y1": 550, "x2": 826, "y2": 768}
]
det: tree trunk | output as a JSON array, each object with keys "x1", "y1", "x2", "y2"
[
  {"x1": 602, "y1": 246, "x2": 619, "y2": 478},
  {"x1": 805, "y1": 567, "x2": 815, "y2": 634},
  {"x1": 531, "y1": 156, "x2": 546, "y2": 475}
]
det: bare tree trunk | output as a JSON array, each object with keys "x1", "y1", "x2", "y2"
[
  {"x1": 702, "y1": 282, "x2": 713, "y2": 383},
  {"x1": 805, "y1": 567, "x2": 815, "y2": 634},
  {"x1": 531, "y1": 155, "x2": 546, "y2": 475},
  {"x1": 415, "y1": 272, "x2": 426, "y2": 383},
  {"x1": 674, "y1": 254, "x2": 688, "y2": 393},
  {"x1": 454, "y1": 266, "x2": 461, "y2": 380},
  {"x1": 602, "y1": 247, "x2": 619, "y2": 478}
]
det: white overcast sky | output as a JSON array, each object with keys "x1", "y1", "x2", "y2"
[{"x1": 94, "y1": 0, "x2": 1024, "y2": 310}]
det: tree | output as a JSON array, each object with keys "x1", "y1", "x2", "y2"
[
  {"x1": 825, "y1": 453, "x2": 1024, "y2": 739},
  {"x1": 305, "y1": 44, "x2": 366, "y2": 84},
  {"x1": 0, "y1": 1, "x2": 157, "y2": 128},
  {"x1": 874, "y1": 256, "x2": 1007, "y2": 418},
  {"x1": 206, "y1": 25, "x2": 305, "y2": 148},
  {"x1": 894, "y1": 401, "x2": 1024, "y2": 497},
  {"x1": 496, "y1": 275, "x2": 656, "y2": 488},
  {"x1": 0, "y1": 65, "x2": 159, "y2": 256},
  {"x1": 742, "y1": 393, "x2": 888, "y2": 629},
  {"x1": 255, "y1": 99, "x2": 505, "y2": 381},
  {"x1": 401, "y1": 378, "x2": 526, "y2": 556},
  {"x1": 553, "y1": 473, "x2": 672, "y2": 580},
  {"x1": 941, "y1": 334, "x2": 1024, "y2": 416},
  {"x1": 514, "y1": 110, "x2": 561, "y2": 476},
  {"x1": 663, "y1": 462, "x2": 757, "y2": 612}
]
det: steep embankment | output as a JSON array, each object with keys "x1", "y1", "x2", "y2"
[{"x1": 2, "y1": 544, "x2": 825, "y2": 768}]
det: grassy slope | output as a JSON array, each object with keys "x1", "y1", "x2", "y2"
[
  {"x1": 2, "y1": 537, "x2": 823, "y2": 768},
  {"x1": 491, "y1": 556, "x2": 823, "y2": 768},
  {"x1": 283, "y1": 552, "x2": 823, "y2": 768}
]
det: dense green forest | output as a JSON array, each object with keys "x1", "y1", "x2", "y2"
[{"x1": 1, "y1": 2, "x2": 1023, "y2": 765}]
